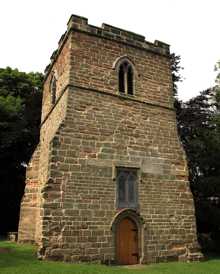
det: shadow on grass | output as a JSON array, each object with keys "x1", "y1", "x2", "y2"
[
  {"x1": 0, "y1": 241, "x2": 38, "y2": 269},
  {"x1": 203, "y1": 252, "x2": 220, "y2": 261}
]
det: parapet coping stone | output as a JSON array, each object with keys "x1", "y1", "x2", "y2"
[{"x1": 45, "y1": 14, "x2": 170, "y2": 79}]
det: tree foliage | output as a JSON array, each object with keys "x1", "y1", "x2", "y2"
[
  {"x1": 0, "y1": 67, "x2": 43, "y2": 234},
  {"x1": 214, "y1": 61, "x2": 220, "y2": 108},
  {"x1": 175, "y1": 60, "x2": 220, "y2": 252},
  {"x1": 170, "y1": 53, "x2": 183, "y2": 98}
]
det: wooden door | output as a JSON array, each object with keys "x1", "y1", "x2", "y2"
[{"x1": 116, "y1": 218, "x2": 139, "y2": 265}]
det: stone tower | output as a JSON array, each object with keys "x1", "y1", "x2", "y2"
[{"x1": 18, "y1": 15, "x2": 202, "y2": 264}]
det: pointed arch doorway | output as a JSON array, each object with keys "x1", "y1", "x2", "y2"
[{"x1": 116, "y1": 217, "x2": 139, "y2": 265}]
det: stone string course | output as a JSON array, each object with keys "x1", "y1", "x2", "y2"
[{"x1": 18, "y1": 14, "x2": 203, "y2": 264}]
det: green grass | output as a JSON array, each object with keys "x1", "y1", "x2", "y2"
[{"x1": 0, "y1": 241, "x2": 220, "y2": 274}]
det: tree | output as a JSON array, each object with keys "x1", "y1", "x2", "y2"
[
  {"x1": 214, "y1": 60, "x2": 220, "y2": 107},
  {"x1": 0, "y1": 67, "x2": 43, "y2": 234},
  {"x1": 176, "y1": 63, "x2": 220, "y2": 251},
  {"x1": 171, "y1": 54, "x2": 220, "y2": 252},
  {"x1": 170, "y1": 53, "x2": 183, "y2": 98}
]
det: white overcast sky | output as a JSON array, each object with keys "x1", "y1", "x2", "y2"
[{"x1": 0, "y1": 0, "x2": 219, "y2": 101}]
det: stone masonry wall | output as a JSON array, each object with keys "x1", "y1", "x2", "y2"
[
  {"x1": 18, "y1": 32, "x2": 71, "y2": 244},
  {"x1": 69, "y1": 31, "x2": 173, "y2": 109},
  {"x1": 35, "y1": 87, "x2": 69, "y2": 245},
  {"x1": 39, "y1": 86, "x2": 200, "y2": 263},
  {"x1": 41, "y1": 35, "x2": 71, "y2": 122},
  {"x1": 35, "y1": 32, "x2": 71, "y2": 244},
  {"x1": 18, "y1": 145, "x2": 40, "y2": 243}
]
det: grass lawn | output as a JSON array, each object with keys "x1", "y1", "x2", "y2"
[{"x1": 0, "y1": 241, "x2": 220, "y2": 274}]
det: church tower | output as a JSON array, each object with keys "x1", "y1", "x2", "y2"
[{"x1": 18, "y1": 15, "x2": 202, "y2": 264}]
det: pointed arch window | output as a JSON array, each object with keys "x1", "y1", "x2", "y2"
[
  {"x1": 116, "y1": 167, "x2": 138, "y2": 209},
  {"x1": 50, "y1": 73, "x2": 57, "y2": 105},
  {"x1": 118, "y1": 60, "x2": 134, "y2": 95}
]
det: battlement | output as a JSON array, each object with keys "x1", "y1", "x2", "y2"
[
  {"x1": 66, "y1": 14, "x2": 169, "y2": 53},
  {"x1": 67, "y1": 15, "x2": 169, "y2": 55},
  {"x1": 45, "y1": 14, "x2": 170, "y2": 76}
]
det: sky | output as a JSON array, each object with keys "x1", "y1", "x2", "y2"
[{"x1": 0, "y1": 0, "x2": 219, "y2": 101}]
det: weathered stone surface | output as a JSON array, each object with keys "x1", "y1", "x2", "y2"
[{"x1": 18, "y1": 14, "x2": 202, "y2": 264}]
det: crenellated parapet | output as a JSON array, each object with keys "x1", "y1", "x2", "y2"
[
  {"x1": 66, "y1": 14, "x2": 169, "y2": 52},
  {"x1": 45, "y1": 14, "x2": 170, "y2": 78}
]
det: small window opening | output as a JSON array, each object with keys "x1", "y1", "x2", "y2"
[
  {"x1": 119, "y1": 65, "x2": 125, "y2": 93},
  {"x1": 127, "y1": 66, "x2": 133, "y2": 95},
  {"x1": 50, "y1": 74, "x2": 57, "y2": 105},
  {"x1": 116, "y1": 167, "x2": 138, "y2": 209},
  {"x1": 118, "y1": 60, "x2": 134, "y2": 95}
]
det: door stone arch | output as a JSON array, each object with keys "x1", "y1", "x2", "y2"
[{"x1": 111, "y1": 209, "x2": 144, "y2": 265}]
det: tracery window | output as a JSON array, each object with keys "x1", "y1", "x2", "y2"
[{"x1": 116, "y1": 167, "x2": 138, "y2": 209}]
